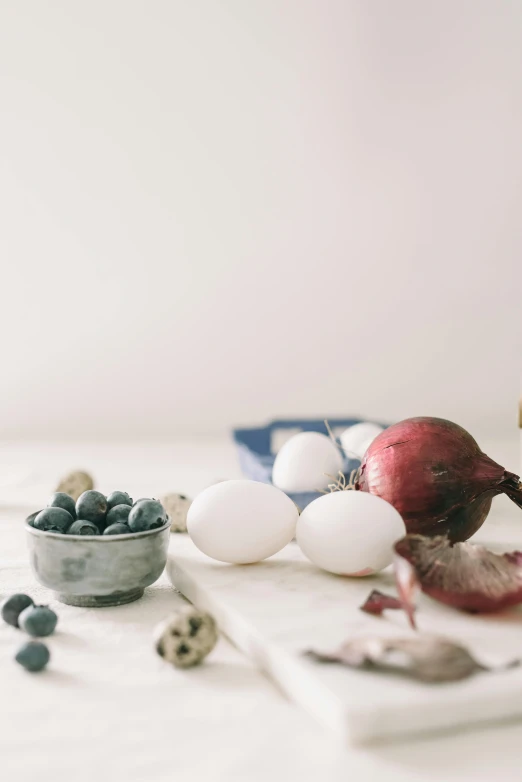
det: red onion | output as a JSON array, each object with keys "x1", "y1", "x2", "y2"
[{"x1": 355, "y1": 417, "x2": 522, "y2": 542}]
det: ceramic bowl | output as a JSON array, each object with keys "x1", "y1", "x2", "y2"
[{"x1": 25, "y1": 512, "x2": 171, "y2": 607}]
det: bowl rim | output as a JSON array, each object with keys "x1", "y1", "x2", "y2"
[{"x1": 25, "y1": 513, "x2": 170, "y2": 542}]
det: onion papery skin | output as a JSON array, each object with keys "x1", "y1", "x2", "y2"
[
  {"x1": 395, "y1": 535, "x2": 522, "y2": 614},
  {"x1": 356, "y1": 417, "x2": 522, "y2": 543}
]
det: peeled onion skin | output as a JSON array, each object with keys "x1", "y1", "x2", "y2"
[
  {"x1": 355, "y1": 417, "x2": 522, "y2": 543},
  {"x1": 395, "y1": 535, "x2": 522, "y2": 617},
  {"x1": 360, "y1": 589, "x2": 404, "y2": 616},
  {"x1": 305, "y1": 634, "x2": 518, "y2": 683}
]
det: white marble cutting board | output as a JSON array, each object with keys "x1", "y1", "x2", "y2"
[{"x1": 167, "y1": 533, "x2": 522, "y2": 744}]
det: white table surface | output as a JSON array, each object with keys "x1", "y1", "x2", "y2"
[{"x1": 1, "y1": 434, "x2": 521, "y2": 782}]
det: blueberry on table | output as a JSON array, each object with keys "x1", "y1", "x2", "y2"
[
  {"x1": 15, "y1": 641, "x2": 50, "y2": 672},
  {"x1": 107, "y1": 491, "x2": 133, "y2": 509},
  {"x1": 106, "y1": 504, "x2": 132, "y2": 526},
  {"x1": 33, "y1": 507, "x2": 74, "y2": 533},
  {"x1": 48, "y1": 492, "x2": 77, "y2": 519},
  {"x1": 1, "y1": 594, "x2": 34, "y2": 628},
  {"x1": 75, "y1": 490, "x2": 108, "y2": 530},
  {"x1": 128, "y1": 499, "x2": 167, "y2": 532},
  {"x1": 19, "y1": 605, "x2": 58, "y2": 637},
  {"x1": 104, "y1": 522, "x2": 131, "y2": 535},
  {"x1": 68, "y1": 519, "x2": 99, "y2": 536}
]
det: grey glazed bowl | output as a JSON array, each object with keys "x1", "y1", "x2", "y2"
[{"x1": 25, "y1": 513, "x2": 171, "y2": 607}]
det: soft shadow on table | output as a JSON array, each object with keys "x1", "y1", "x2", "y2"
[
  {"x1": 50, "y1": 629, "x2": 91, "y2": 648},
  {"x1": 470, "y1": 606, "x2": 522, "y2": 626},
  {"x1": 186, "y1": 659, "x2": 268, "y2": 690},
  {"x1": 40, "y1": 668, "x2": 81, "y2": 685},
  {"x1": 64, "y1": 583, "x2": 188, "y2": 628},
  {"x1": 188, "y1": 557, "x2": 318, "y2": 578},
  {"x1": 368, "y1": 715, "x2": 522, "y2": 777}
]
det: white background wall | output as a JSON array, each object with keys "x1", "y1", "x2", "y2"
[{"x1": 0, "y1": 1, "x2": 520, "y2": 440}]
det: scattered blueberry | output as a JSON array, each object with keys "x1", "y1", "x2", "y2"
[
  {"x1": 48, "y1": 492, "x2": 77, "y2": 519},
  {"x1": 33, "y1": 507, "x2": 74, "y2": 533},
  {"x1": 15, "y1": 641, "x2": 50, "y2": 672},
  {"x1": 68, "y1": 519, "x2": 99, "y2": 536},
  {"x1": 1, "y1": 593, "x2": 34, "y2": 628},
  {"x1": 76, "y1": 490, "x2": 107, "y2": 530},
  {"x1": 19, "y1": 605, "x2": 58, "y2": 637},
  {"x1": 128, "y1": 499, "x2": 167, "y2": 532},
  {"x1": 104, "y1": 522, "x2": 131, "y2": 535},
  {"x1": 106, "y1": 504, "x2": 132, "y2": 526},
  {"x1": 107, "y1": 491, "x2": 133, "y2": 509}
]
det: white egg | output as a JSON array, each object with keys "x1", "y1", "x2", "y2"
[
  {"x1": 272, "y1": 431, "x2": 343, "y2": 493},
  {"x1": 296, "y1": 490, "x2": 405, "y2": 576},
  {"x1": 339, "y1": 422, "x2": 384, "y2": 460},
  {"x1": 187, "y1": 479, "x2": 298, "y2": 564}
]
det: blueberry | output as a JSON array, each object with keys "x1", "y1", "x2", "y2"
[
  {"x1": 68, "y1": 519, "x2": 99, "y2": 536},
  {"x1": 128, "y1": 499, "x2": 167, "y2": 532},
  {"x1": 76, "y1": 490, "x2": 107, "y2": 530},
  {"x1": 19, "y1": 605, "x2": 58, "y2": 637},
  {"x1": 106, "y1": 504, "x2": 131, "y2": 526},
  {"x1": 33, "y1": 507, "x2": 74, "y2": 533},
  {"x1": 15, "y1": 641, "x2": 50, "y2": 672},
  {"x1": 107, "y1": 491, "x2": 133, "y2": 510},
  {"x1": 104, "y1": 522, "x2": 131, "y2": 535},
  {"x1": 26, "y1": 510, "x2": 40, "y2": 528},
  {"x1": 48, "y1": 492, "x2": 77, "y2": 519},
  {"x1": 1, "y1": 593, "x2": 34, "y2": 627}
]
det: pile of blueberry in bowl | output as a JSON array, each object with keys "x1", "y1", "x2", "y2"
[
  {"x1": 25, "y1": 491, "x2": 171, "y2": 607},
  {"x1": 28, "y1": 490, "x2": 169, "y2": 536}
]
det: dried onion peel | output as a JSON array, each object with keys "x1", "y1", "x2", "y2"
[
  {"x1": 356, "y1": 417, "x2": 522, "y2": 542},
  {"x1": 395, "y1": 534, "x2": 522, "y2": 622},
  {"x1": 360, "y1": 589, "x2": 404, "y2": 616},
  {"x1": 305, "y1": 635, "x2": 518, "y2": 683}
]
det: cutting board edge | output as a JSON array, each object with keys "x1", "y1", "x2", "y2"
[{"x1": 167, "y1": 551, "x2": 522, "y2": 744}]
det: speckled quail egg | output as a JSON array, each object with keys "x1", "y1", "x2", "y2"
[
  {"x1": 161, "y1": 492, "x2": 192, "y2": 533},
  {"x1": 154, "y1": 606, "x2": 218, "y2": 668},
  {"x1": 55, "y1": 470, "x2": 94, "y2": 502}
]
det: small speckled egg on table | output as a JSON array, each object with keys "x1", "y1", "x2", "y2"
[
  {"x1": 161, "y1": 492, "x2": 192, "y2": 533},
  {"x1": 155, "y1": 606, "x2": 218, "y2": 668},
  {"x1": 55, "y1": 470, "x2": 94, "y2": 502}
]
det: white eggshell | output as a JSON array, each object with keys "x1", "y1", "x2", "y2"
[
  {"x1": 339, "y1": 422, "x2": 384, "y2": 460},
  {"x1": 296, "y1": 490, "x2": 405, "y2": 576},
  {"x1": 272, "y1": 431, "x2": 343, "y2": 493},
  {"x1": 187, "y1": 479, "x2": 298, "y2": 564}
]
